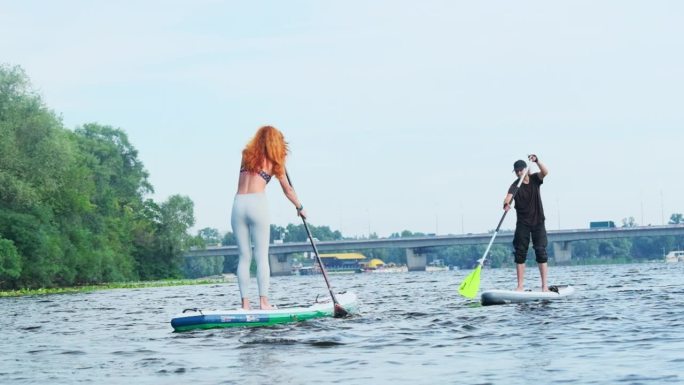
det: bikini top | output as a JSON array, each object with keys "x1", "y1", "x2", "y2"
[{"x1": 240, "y1": 167, "x2": 272, "y2": 183}]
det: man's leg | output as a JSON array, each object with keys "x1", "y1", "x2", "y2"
[
  {"x1": 532, "y1": 222, "x2": 549, "y2": 291},
  {"x1": 538, "y1": 262, "x2": 548, "y2": 292},
  {"x1": 513, "y1": 223, "x2": 531, "y2": 291},
  {"x1": 516, "y1": 263, "x2": 526, "y2": 291}
]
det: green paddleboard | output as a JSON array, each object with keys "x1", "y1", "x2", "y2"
[{"x1": 171, "y1": 292, "x2": 358, "y2": 331}]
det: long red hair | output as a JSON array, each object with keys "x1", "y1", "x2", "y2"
[{"x1": 241, "y1": 126, "x2": 289, "y2": 178}]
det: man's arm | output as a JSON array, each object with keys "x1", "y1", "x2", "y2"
[
  {"x1": 529, "y1": 154, "x2": 548, "y2": 179},
  {"x1": 503, "y1": 192, "x2": 513, "y2": 212}
]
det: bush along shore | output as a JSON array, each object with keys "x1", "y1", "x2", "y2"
[{"x1": 0, "y1": 275, "x2": 236, "y2": 297}]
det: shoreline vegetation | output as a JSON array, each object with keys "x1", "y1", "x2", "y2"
[
  {"x1": 2, "y1": 258, "x2": 672, "y2": 298},
  {"x1": 0, "y1": 275, "x2": 236, "y2": 298},
  {"x1": 1, "y1": 65, "x2": 199, "y2": 292}
]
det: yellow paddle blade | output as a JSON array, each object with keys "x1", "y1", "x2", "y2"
[{"x1": 458, "y1": 265, "x2": 482, "y2": 299}]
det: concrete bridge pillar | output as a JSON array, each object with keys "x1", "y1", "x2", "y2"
[
  {"x1": 405, "y1": 249, "x2": 427, "y2": 271},
  {"x1": 269, "y1": 253, "x2": 293, "y2": 276},
  {"x1": 553, "y1": 242, "x2": 573, "y2": 263}
]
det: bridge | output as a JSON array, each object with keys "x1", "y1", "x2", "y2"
[{"x1": 185, "y1": 224, "x2": 684, "y2": 275}]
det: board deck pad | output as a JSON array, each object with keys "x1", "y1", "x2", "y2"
[
  {"x1": 480, "y1": 285, "x2": 574, "y2": 306},
  {"x1": 171, "y1": 291, "x2": 357, "y2": 331}
]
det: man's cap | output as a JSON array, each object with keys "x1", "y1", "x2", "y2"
[{"x1": 513, "y1": 160, "x2": 527, "y2": 171}]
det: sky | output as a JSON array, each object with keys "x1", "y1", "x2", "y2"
[{"x1": 1, "y1": 1, "x2": 683, "y2": 238}]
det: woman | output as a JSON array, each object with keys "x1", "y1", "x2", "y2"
[{"x1": 231, "y1": 126, "x2": 307, "y2": 310}]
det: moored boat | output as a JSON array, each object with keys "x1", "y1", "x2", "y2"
[
  {"x1": 664, "y1": 250, "x2": 684, "y2": 263},
  {"x1": 357, "y1": 258, "x2": 408, "y2": 273},
  {"x1": 425, "y1": 259, "x2": 449, "y2": 272}
]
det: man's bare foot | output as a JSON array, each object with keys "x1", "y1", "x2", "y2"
[
  {"x1": 260, "y1": 304, "x2": 274, "y2": 310},
  {"x1": 541, "y1": 286, "x2": 550, "y2": 292},
  {"x1": 515, "y1": 286, "x2": 524, "y2": 292}
]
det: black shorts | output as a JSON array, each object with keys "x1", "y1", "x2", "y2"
[{"x1": 513, "y1": 221, "x2": 548, "y2": 264}]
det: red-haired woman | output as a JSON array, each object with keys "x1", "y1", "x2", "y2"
[{"x1": 232, "y1": 126, "x2": 307, "y2": 310}]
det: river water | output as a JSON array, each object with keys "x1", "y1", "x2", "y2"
[{"x1": 2, "y1": 263, "x2": 683, "y2": 385}]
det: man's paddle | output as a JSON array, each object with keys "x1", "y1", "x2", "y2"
[
  {"x1": 285, "y1": 171, "x2": 348, "y2": 318},
  {"x1": 458, "y1": 164, "x2": 531, "y2": 298}
]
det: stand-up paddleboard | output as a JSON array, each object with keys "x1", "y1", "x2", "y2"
[
  {"x1": 171, "y1": 291, "x2": 358, "y2": 332},
  {"x1": 481, "y1": 285, "x2": 574, "y2": 306}
]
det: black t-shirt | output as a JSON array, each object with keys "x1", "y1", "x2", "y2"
[{"x1": 509, "y1": 173, "x2": 545, "y2": 226}]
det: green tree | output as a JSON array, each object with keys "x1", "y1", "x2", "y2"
[
  {"x1": 622, "y1": 217, "x2": 638, "y2": 227},
  {"x1": 140, "y1": 195, "x2": 195, "y2": 280},
  {"x1": 571, "y1": 240, "x2": 599, "y2": 260},
  {"x1": 0, "y1": 64, "x2": 100, "y2": 288},
  {"x1": 197, "y1": 227, "x2": 221, "y2": 246},
  {"x1": 222, "y1": 231, "x2": 237, "y2": 246},
  {"x1": 73, "y1": 123, "x2": 154, "y2": 284},
  {"x1": 598, "y1": 239, "x2": 632, "y2": 259},
  {"x1": 0, "y1": 64, "x2": 200, "y2": 289},
  {"x1": 182, "y1": 255, "x2": 224, "y2": 278},
  {"x1": 270, "y1": 225, "x2": 286, "y2": 242},
  {"x1": 0, "y1": 238, "x2": 21, "y2": 284},
  {"x1": 669, "y1": 213, "x2": 683, "y2": 224}
]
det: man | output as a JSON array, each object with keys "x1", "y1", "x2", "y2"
[{"x1": 503, "y1": 154, "x2": 549, "y2": 292}]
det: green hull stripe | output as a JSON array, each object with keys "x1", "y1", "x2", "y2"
[{"x1": 173, "y1": 308, "x2": 346, "y2": 332}]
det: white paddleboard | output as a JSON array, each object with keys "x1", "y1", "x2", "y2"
[{"x1": 481, "y1": 285, "x2": 575, "y2": 306}]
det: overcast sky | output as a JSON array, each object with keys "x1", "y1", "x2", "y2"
[{"x1": 2, "y1": 1, "x2": 683, "y2": 238}]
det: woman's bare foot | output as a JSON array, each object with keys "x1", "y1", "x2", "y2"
[
  {"x1": 515, "y1": 286, "x2": 525, "y2": 292},
  {"x1": 259, "y1": 296, "x2": 274, "y2": 310},
  {"x1": 541, "y1": 286, "x2": 550, "y2": 292}
]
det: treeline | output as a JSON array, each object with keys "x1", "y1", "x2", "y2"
[
  {"x1": 338, "y1": 227, "x2": 683, "y2": 269},
  {"x1": 0, "y1": 65, "x2": 194, "y2": 290},
  {"x1": 384, "y1": 219, "x2": 684, "y2": 268}
]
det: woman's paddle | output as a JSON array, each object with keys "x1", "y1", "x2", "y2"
[
  {"x1": 285, "y1": 171, "x2": 348, "y2": 318},
  {"x1": 458, "y1": 164, "x2": 531, "y2": 298}
]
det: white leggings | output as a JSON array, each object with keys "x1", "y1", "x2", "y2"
[{"x1": 231, "y1": 193, "x2": 271, "y2": 298}]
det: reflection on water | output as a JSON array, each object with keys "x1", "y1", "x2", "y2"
[{"x1": 1, "y1": 263, "x2": 683, "y2": 384}]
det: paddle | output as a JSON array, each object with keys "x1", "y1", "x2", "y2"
[
  {"x1": 458, "y1": 164, "x2": 531, "y2": 298},
  {"x1": 285, "y1": 171, "x2": 349, "y2": 318}
]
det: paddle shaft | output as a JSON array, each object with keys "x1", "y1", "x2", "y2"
[
  {"x1": 301, "y1": 216, "x2": 340, "y2": 302},
  {"x1": 477, "y1": 166, "x2": 531, "y2": 266},
  {"x1": 285, "y1": 171, "x2": 343, "y2": 310}
]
